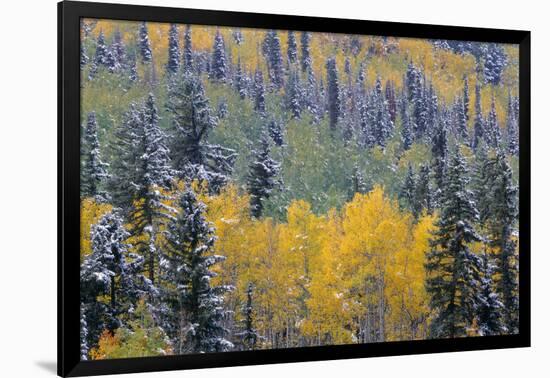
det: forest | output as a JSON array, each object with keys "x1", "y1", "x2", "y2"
[{"x1": 79, "y1": 19, "x2": 520, "y2": 360}]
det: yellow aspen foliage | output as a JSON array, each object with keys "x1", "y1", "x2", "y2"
[
  {"x1": 89, "y1": 330, "x2": 120, "y2": 360},
  {"x1": 386, "y1": 214, "x2": 435, "y2": 340},
  {"x1": 80, "y1": 198, "x2": 112, "y2": 262},
  {"x1": 340, "y1": 186, "x2": 413, "y2": 341},
  {"x1": 302, "y1": 209, "x2": 353, "y2": 345}
]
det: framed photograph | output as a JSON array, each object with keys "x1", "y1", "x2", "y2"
[{"x1": 58, "y1": 1, "x2": 530, "y2": 376}]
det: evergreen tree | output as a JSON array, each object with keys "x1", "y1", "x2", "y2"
[
  {"x1": 350, "y1": 163, "x2": 368, "y2": 197},
  {"x1": 183, "y1": 25, "x2": 193, "y2": 72},
  {"x1": 399, "y1": 96, "x2": 413, "y2": 150},
  {"x1": 264, "y1": 30, "x2": 284, "y2": 89},
  {"x1": 454, "y1": 97, "x2": 469, "y2": 140},
  {"x1": 138, "y1": 22, "x2": 153, "y2": 63},
  {"x1": 431, "y1": 116, "x2": 448, "y2": 196},
  {"x1": 484, "y1": 43, "x2": 506, "y2": 85},
  {"x1": 108, "y1": 96, "x2": 173, "y2": 283},
  {"x1": 128, "y1": 52, "x2": 138, "y2": 82},
  {"x1": 232, "y1": 29, "x2": 244, "y2": 45},
  {"x1": 80, "y1": 43, "x2": 89, "y2": 70},
  {"x1": 385, "y1": 80, "x2": 397, "y2": 124},
  {"x1": 81, "y1": 211, "x2": 153, "y2": 351},
  {"x1": 300, "y1": 31, "x2": 312, "y2": 73},
  {"x1": 253, "y1": 68, "x2": 266, "y2": 114},
  {"x1": 166, "y1": 72, "x2": 237, "y2": 192},
  {"x1": 81, "y1": 112, "x2": 108, "y2": 198},
  {"x1": 134, "y1": 94, "x2": 174, "y2": 284},
  {"x1": 486, "y1": 96, "x2": 502, "y2": 148},
  {"x1": 287, "y1": 31, "x2": 298, "y2": 64},
  {"x1": 234, "y1": 58, "x2": 248, "y2": 99},
  {"x1": 360, "y1": 94, "x2": 377, "y2": 148},
  {"x1": 484, "y1": 151, "x2": 519, "y2": 333},
  {"x1": 247, "y1": 131, "x2": 281, "y2": 218},
  {"x1": 162, "y1": 188, "x2": 233, "y2": 353},
  {"x1": 268, "y1": 119, "x2": 284, "y2": 147},
  {"x1": 463, "y1": 74, "x2": 470, "y2": 123},
  {"x1": 80, "y1": 303, "x2": 89, "y2": 360},
  {"x1": 104, "y1": 47, "x2": 118, "y2": 73},
  {"x1": 237, "y1": 283, "x2": 260, "y2": 350},
  {"x1": 413, "y1": 164, "x2": 433, "y2": 217},
  {"x1": 472, "y1": 82, "x2": 485, "y2": 150},
  {"x1": 373, "y1": 77, "x2": 393, "y2": 147},
  {"x1": 111, "y1": 28, "x2": 126, "y2": 69},
  {"x1": 166, "y1": 24, "x2": 180, "y2": 75},
  {"x1": 94, "y1": 31, "x2": 108, "y2": 67},
  {"x1": 304, "y1": 66, "x2": 320, "y2": 122},
  {"x1": 285, "y1": 68, "x2": 303, "y2": 118},
  {"x1": 326, "y1": 57, "x2": 341, "y2": 132},
  {"x1": 425, "y1": 83, "x2": 439, "y2": 140},
  {"x1": 472, "y1": 140, "x2": 491, "y2": 224},
  {"x1": 211, "y1": 29, "x2": 228, "y2": 82},
  {"x1": 477, "y1": 251, "x2": 505, "y2": 336},
  {"x1": 425, "y1": 149, "x2": 482, "y2": 338},
  {"x1": 399, "y1": 164, "x2": 416, "y2": 210},
  {"x1": 506, "y1": 93, "x2": 519, "y2": 156}
]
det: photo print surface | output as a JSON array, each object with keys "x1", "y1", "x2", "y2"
[{"x1": 79, "y1": 18, "x2": 520, "y2": 360}]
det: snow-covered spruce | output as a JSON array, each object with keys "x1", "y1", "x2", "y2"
[
  {"x1": 166, "y1": 72, "x2": 237, "y2": 193},
  {"x1": 161, "y1": 188, "x2": 234, "y2": 354}
]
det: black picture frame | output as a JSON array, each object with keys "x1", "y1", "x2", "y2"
[{"x1": 58, "y1": 1, "x2": 531, "y2": 376}]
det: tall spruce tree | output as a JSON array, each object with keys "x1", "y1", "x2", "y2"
[
  {"x1": 326, "y1": 57, "x2": 341, "y2": 132},
  {"x1": 237, "y1": 283, "x2": 260, "y2": 350},
  {"x1": 264, "y1": 30, "x2": 284, "y2": 89},
  {"x1": 285, "y1": 68, "x2": 303, "y2": 119},
  {"x1": 287, "y1": 31, "x2": 298, "y2": 64},
  {"x1": 111, "y1": 28, "x2": 126, "y2": 69},
  {"x1": 166, "y1": 72, "x2": 237, "y2": 192},
  {"x1": 138, "y1": 22, "x2": 153, "y2": 63},
  {"x1": 472, "y1": 82, "x2": 485, "y2": 150},
  {"x1": 268, "y1": 119, "x2": 284, "y2": 147},
  {"x1": 247, "y1": 130, "x2": 281, "y2": 218},
  {"x1": 81, "y1": 112, "x2": 109, "y2": 198},
  {"x1": 211, "y1": 29, "x2": 228, "y2": 82},
  {"x1": 373, "y1": 76, "x2": 393, "y2": 147},
  {"x1": 484, "y1": 43, "x2": 506, "y2": 85},
  {"x1": 253, "y1": 68, "x2": 267, "y2": 115},
  {"x1": 385, "y1": 80, "x2": 397, "y2": 124},
  {"x1": 399, "y1": 164, "x2": 416, "y2": 210},
  {"x1": 425, "y1": 149, "x2": 482, "y2": 338},
  {"x1": 484, "y1": 151, "x2": 519, "y2": 333},
  {"x1": 108, "y1": 96, "x2": 173, "y2": 283},
  {"x1": 80, "y1": 43, "x2": 89, "y2": 70},
  {"x1": 486, "y1": 96, "x2": 502, "y2": 148},
  {"x1": 81, "y1": 211, "x2": 153, "y2": 352},
  {"x1": 162, "y1": 188, "x2": 233, "y2": 353},
  {"x1": 166, "y1": 24, "x2": 180, "y2": 75},
  {"x1": 400, "y1": 96, "x2": 413, "y2": 150},
  {"x1": 134, "y1": 94, "x2": 174, "y2": 284},
  {"x1": 80, "y1": 304, "x2": 89, "y2": 360},
  {"x1": 234, "y1": 58, "x2": 248, "y2": 99},
  {"x1": 477, "y1": 251, "x2": 505, "y2": 336},
  {"x1": 94, "y1": 31, "x2": 108, "y2": 67},
  {"x1": 300, "y1": 31, "x2": 312, "y2": 73},
  {"x1": 413, "y1": 164, "x2": 433, "y2": 218},
  {"x1": 183, "y1": 25, "x2": 193, "y2": 72},
  {"x1": 128, "y1": 52, "x2": 138, "y2": 82},
  {"x1": 431, "y1": 116, "x2": 449, "y2": 198},
  {"x1": 453, "y1": 97, "x2": 469, "y2": 141},
  {"x1": 506, "y1": 93, "x2": 519, "y2": 155},
  {"x1": 463, "y1": 74, "x2": 470, "y2": 123}
]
